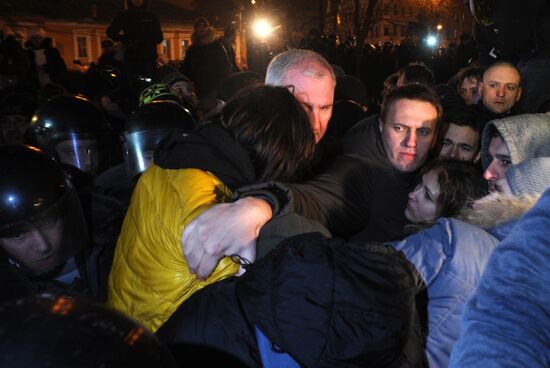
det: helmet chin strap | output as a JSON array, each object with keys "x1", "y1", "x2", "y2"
[
  {"x1": 9, "y1": 255, "x2": 67, "y2": 281},
  {"x1": 8, "y1": 237, "x2": 81, "y2": 282}
]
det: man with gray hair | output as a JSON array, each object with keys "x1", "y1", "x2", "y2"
[
  {"x1": 182, "y1": 83, "x2": 442, "y2": 280},
  {"x1": 265, "y1": 49, "x2": 336, "y2": 143}
]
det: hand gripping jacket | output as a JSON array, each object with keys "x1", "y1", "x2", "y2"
[
  {"x1": 107, "y1": 123, "x2": 257, "y2": 332},
  {"x1": 107, "y1": 165, "x2": 238, "y2": 332}
]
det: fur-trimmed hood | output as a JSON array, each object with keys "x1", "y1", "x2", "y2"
[{"x1": 458, "y1": 194, "x2": 540, "y2": 231}]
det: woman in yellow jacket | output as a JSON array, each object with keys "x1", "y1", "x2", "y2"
[{"x1": 107, "y1": 85, "x2": 316, "y2": 332}]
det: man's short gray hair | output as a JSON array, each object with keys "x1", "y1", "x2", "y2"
[{"x1": 265, "y1": 49, "x2": 336, "y2": 86}]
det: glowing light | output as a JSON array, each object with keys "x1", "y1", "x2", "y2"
[
  {"x1": 51, "y1": 296, "x2": 75, "y2": 316},
  {"x1": 253, "y1": 19, "x2": 272, "y2": 39},
  {"x1": 6, "y1": 194, "x2": 17, "y2": 208},
  {"x1": 425, "y1": 35, "x2": 438, "y2": 47},
  {"x1": 124, "y1": 327, "x2": 145, "y2": 346},
  {"x1": 27, "y1": 145, "x2": 42, "y2": 152},
  {"x1": 436, "y1": 24, "x2": 443, "y2": 31}
]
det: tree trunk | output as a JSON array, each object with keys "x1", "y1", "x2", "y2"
[
  {"x1": 319, "y1": 0, "x2": 329, "y2": 33},
  {"x1": 353, "y1": 0, "x2": 381, "y2": 76}
]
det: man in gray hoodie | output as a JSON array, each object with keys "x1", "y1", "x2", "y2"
[
  {"x1": 450, "y1": 159, "x2": 550, "y2": 368},
  {"x1": 481, "y1": 113, "x2": 550, "y2": 192},
  {"x1": 387, "y1": 115, "x2": 550, "y2": 367}
]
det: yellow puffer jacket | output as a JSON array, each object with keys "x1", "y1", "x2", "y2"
[{"x1": 107, "y1": 164, "x2": 239, "y2": 332}]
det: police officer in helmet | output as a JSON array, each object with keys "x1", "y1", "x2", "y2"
[
  {"x1": 28, "y1": 95, "x2": 110, "y2": 187},
  {"x1": 94, "y1": 99, "x2": 195, "y2": 206},
  {"x1": 0, "y1": 145, "x2": 110, "y2": 301}
]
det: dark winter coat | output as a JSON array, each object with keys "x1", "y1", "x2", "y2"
[
  {"x1": 182, "y1": 28, "x2": 233, "y2": 96},
  {"x1": 157, "y1": 233, "x2": 427, "y2": 367},
  {"x1": 106, "y1": 1, "x2": 163, "y2": 64},
  {"x1": 236, "y1": 114, "x2": 417, "y2": 241}
]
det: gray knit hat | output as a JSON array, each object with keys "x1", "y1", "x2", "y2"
[
  {"x1": 481, "y1": 114, "x2": 550, "y2": 170},
  {"x1": 507, "y1": 157, "x2": 550, "y2": 197}
]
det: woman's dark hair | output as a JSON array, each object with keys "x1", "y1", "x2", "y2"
[
  {"x1": 219, "y1": 85, "x2": 316, "y2": 182},
  {"x1": 422, "y1": 159, "x2": 487, "y2": 219}
]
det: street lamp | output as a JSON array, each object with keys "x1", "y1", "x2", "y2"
[
  {"x1": 253, "y1": 18, "x2": 273, "y2": 39},
  {"x1": 425, "y1": 34, "x2": 438, "y2": 48}
]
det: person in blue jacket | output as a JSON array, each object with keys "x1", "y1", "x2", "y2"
[
  {"x1": 388, "y1": 154, "x2": 550, "y2": 368},
  {"x1": 386, "y1": 113, "x2": 550, "y2": 367},
  {"x1": 450, "y1": 170, "x2": 550, "y2": 367}
]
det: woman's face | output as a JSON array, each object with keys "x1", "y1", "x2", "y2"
[{"x1": 405, "y1": 169, "x2": 440, "y2": 223}]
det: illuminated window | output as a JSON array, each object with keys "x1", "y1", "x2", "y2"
[
  {"x1": 76, "y1": 36, "x2": 88, "y2": 58},
  {"x1": 73, "y1": 32, "x2": 92, "y2": 61},
  {"x1": 162, "y1": 40, "x2": 168, "y2": 56},
  {"x1": 181, "y1": 39, "x2": 189, "y2": 58}
]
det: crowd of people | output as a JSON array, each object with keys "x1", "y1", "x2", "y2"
[{"x1": 1, "y1": 0, "x2": 550, "y2": 366}]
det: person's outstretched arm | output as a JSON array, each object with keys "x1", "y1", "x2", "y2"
[
  {"x1": 182, "y1": 197, "x2": 272, "y2": 280},
  {"x1": 182, "y1": 155, "x2": 373, "y2": 279}
]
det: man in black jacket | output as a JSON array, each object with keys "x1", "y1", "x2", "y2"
[
  {"x1": 472, "y1": 61, "x2": 523, "y2": 130},
  {"x1": 158, "y1": 234, "x2": 426, "y2": 367},
  {"x1": 181, "y1": 17, "x2": 233, "y2": 117},
  {"x1": 180, "y1": 84, "x2": 441, "y2": 279},
  {"x1": 106, "y1": 0, "x2": 163, "y2": 77}
]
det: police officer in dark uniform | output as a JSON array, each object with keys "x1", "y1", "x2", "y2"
[
  {"x1": 28, "y1": 95, "x2": 111, "y2": 188},
  {"x1": 94, "y1": 99, "x2": 195, "y2": 206},
  {"x1": 0, "y1": 145, "x2": 112, "y2": 301}
]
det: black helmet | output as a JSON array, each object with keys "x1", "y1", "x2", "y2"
[
  {"x1": 29, "y1": 95, "x2": 109, "y2": 176},
  {"x1": 0, "y1": 294, "x2": 178, "y2": 368},
  {"x1": 0, "y1": 145, "x2": 87, "y2": 275},
  {"x1": 123, "y1": 100, "x2": 195, "y2": 178}
]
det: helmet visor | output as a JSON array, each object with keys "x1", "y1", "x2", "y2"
[
  {"x1": 54, "y1": 134, "x2": 101, "y2": 175},
  {"x1": 123, "y1": 130, "x2": 171, "y2": 178}
]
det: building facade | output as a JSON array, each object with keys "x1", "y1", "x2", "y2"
[
  {"x1": 1, "y1": 0, "x2": 246, "y2": 70},
  {"x1": 328, "y1": 0, "x2": 473, "y2": 47}
]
